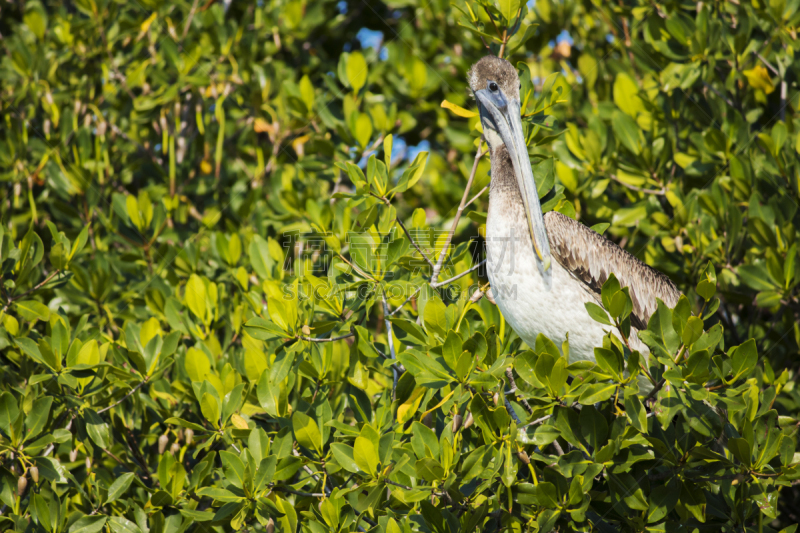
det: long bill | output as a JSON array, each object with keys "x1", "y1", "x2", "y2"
[{"x1": 476, "y1": 90, "x2": 552, "y2": 271}]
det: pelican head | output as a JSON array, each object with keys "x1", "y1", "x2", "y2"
[{"x1": 468, "y1": 56, "x2": 551, "y2": 271}]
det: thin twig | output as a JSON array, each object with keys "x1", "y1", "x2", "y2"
[
  {"x1": 182, "y1": 0, "x2": 200, "y2": 40},
  {"x1": 609, "y1": 174, "x2": 665, "y2": 195},
  {"x1": 551, "y1": 441, "x2": 565, "y2": 456},
  {"x1": 396, "y1": 217, "x2": 435, "y2": 268},
  {"x1": 1, "y1": 269, "x2": 62, "y2": 315},
  {"x1": 100, "y1": 447, "x2": 141, "y2": 477},
  {"x1": 504, "y1": 368, "x2": 533, "y2": 415},
  {"x1": 644, "y1": 378, "x2": 666, "y2": 402},
  {"x1": 431, "y1": 145, "x2": 486, "y2": 285},
  {"x1": 338, "y1": 254, "x2": 375, "y2": 281},
  {"x1": 522, "y1": 414, "x2": 551, "y2": 428},
  {"x1": 465, "y1": 185, "x2": 489, "y2": 208},
  {"x1": 431, "y1": 260, "x2": 486, "y2": 289},
  {"x1": 43, "y1": 415, "x2": 74, "y2": 457},
  {"x1": 385, "y1": 479, "x2": 447, "y2": 497},
  {"x1": 292, "y1": 449, "x2": 331, "y2": 496},
  {"x1": 381, "y1": 291, "x2": 400, "y2": 401},
  {"x1": 274, "y1": 487, "x2": 326, "y2": 498},
  {"x1": 702, "y1": 81, "x2": 736, "y2": 109},
  {"x1": 388, "y1": 286, "x2": 422, "y2": 317},
  {"x1": 296, "y1": 332, "x2": 354, "y2": 343},
  {"x1": 98, "y1": 377, "x2": 149, "y2": 414},
  {"x1": 753, "y1": 51, "x2": 779, "y2": 76}
]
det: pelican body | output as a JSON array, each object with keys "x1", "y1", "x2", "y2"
[{"x1": 469, "y1": 56, "x2": 680, "y2": 362}]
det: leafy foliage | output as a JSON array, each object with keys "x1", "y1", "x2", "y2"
[{"x1": 1, "y1": 0, "x2": 800, "y2": 532}]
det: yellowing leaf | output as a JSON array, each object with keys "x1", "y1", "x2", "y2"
[
  {"x1": 397, "y1": 387, "x2": 426, "y2": 424},
  {"x1": 613, "y1": 73, "x2": 644, "y2": 116},
  {"x1": 743, "y1": 65, "x2": 775, "y2": 94},
  {"x1": 354, "y1": 113, "x2": 373, "y2": 149},
  {"x1": 140, "y1": 12, "x2": 157, "y2": 33},
  {"x1": 346, "y1": 52, "x2": 368, "y2": 94},
  {"x1": 230, "y1": 413, "x2": 249, "y2": 429},
  {"x1": 244, "y1": 349, "x2": 268, "y2": 381},
  {"x1": 184, "y1": 347, "x2": 212, "y2": 382},
  {"x1": 253, "y1": 118, "x2": 272, "y2": 134},
  {"x1": 77, "y1": 340, "x2": 101, "y2": 367},
  {"x1": 186, "y1": 274, "x2": 207, "y2": 322},
  {"x1": 291, "y1": 134, "x2": 310, "y2": 156},
  {"x1": 419, "y1": 389, "x2": 455, "y2": 421},
  {"x1": 126, "y1": 195, "x2": 141, "y2": 230},
  {"x1": 441, "y1": 99, "x2": 477, "y2": 118},
  {"x1": 140, "y1": 317, "x2": 162, "y2": 347},
  {"x1": 556, "y1": 161, "x2": 578, "y2": 193},
  {"x1": 299, "y1": 75, "x2": 314, "y2": 111}
]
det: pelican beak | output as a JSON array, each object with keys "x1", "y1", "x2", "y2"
[{"x1": 475, "y1": 88, "x2": 552, "y2": 271}]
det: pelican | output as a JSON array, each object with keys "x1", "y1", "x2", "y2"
[{"x1": 469, "y1": 56, "x2": 680, "y2": 363}]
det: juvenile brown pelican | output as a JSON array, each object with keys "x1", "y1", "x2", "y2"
[{"x1": 469, "y1": 56, "x2": 680, "y2": 362}]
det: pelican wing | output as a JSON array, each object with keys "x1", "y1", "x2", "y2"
[{"x1": 544, "y1": 211, "x2": 681, "y2": 330}]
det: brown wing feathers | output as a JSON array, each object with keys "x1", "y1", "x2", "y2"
[{"x1": 544, "y1": 211, "x2": 681, "y2": 330}]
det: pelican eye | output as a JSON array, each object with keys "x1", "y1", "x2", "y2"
[{"x1": 489, "y1": 81, "x2": 499, "y2": 92}]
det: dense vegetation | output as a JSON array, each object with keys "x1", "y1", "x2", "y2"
[{"x1": 1, "y1": 0, "x2": 800, "y2": 531}]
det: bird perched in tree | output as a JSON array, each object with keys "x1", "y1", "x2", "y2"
[{"x1": 468, "y1": 55, "x2": 680, "y2": 366}]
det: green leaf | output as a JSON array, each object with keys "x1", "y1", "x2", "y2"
[
  {"x1": 497, "y1": 0, "x2": 520, "y2": 24},
  {"x1": 612, "y1": 111, "x2": 643, "y2": 155},
  {"x1": 613, "y1": 73, "x2": 644, "y2": 116},
  {"x1": 579, "y1": 405, "x2": 608, "y2": 450},
  {"x1": 600, "y1": 274, "x2": 621, "y2": 310},
  {"x1": 423, "y1": 296, "x2": 448, "y2": 337},
  {"x1": 331, "y1": 443, "x2": 360, "y2": 473},
  {"x1": 14, "y1": 300, "x2": 51, "y2": 322},
  {"x1": 196, "y1": 487, "x2": 244, "y2": 502},
  {"x1": 682, "y1": 316, "x2": 703, "y2": 347},
  {"x1": 354, "y1": 113, "x2": 373, "y2": 149},
  {"x1": 609, "y1": 473, "x2": 648, "y2": 511},
  {"x1": 185, "y1": 274, "x2": 207, "y2": 322},
  {"x1": 249, "y1": 235, "x2": 274, "y2": 280},
  {"x1": 730, "y1": 339, "x2": 757, "y2": 379},
  {"x1": 84, "y1": 408, "x2": 110, "y2": 449},
  {"x1": 0, "y1": 392, "x2": 20, "y2": 437},
  {"x1": 32, "y1": 493, "x2": 51, "y2": 532},
  {"x1": 69, "y1": 516, "x2": 107, "y2": 533},
  {"x1": 353, "y1": 436, "x2": 379, "y2": 476},
  {"x1": 647, "y1": 482, "x2": 679, "y2": 523},
  {"x1": 106, "y1": 473, "x2": 136, "y2": 504},
  {"x1": 219, "y1": 450, "x2": 246, "y2": 489},
  {"x1": 254, "y1": 456, "x2": 278, "y2": 491},
  {"x1": 578, "y1": 382, "x2": 617, "y2": 404},
  {"x1": 624, "y1": 394, "x2": 647, "y2": 432},
  {"x1": 292, "y1": 411, "x2": 322, "y2": 453},
  {"x1": 594, "y1": 348, "x2": 622, "y2": 378},
  {"x1": 584, "y1": 302, "x2": 612, "y2": 325},
  {"x1": 107, "y1": 517, "x2": 142, "y2": 533},
  {"x1": 200, "y1": 393, "x2": 220, "y2": 427},
  {"x1": 25, "y1": 395, "x2": 52, "y2": 441},
  {"x1": 442, "y1": 330, "x2": 462, "y2": 370}
]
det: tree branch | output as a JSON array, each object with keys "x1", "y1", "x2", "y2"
[
  {"x1": 431, "y1": 145, "x2": 486, "y2": 285},
  {"x1": 296, "y1": 333, "x2": 354, "y2": 343},
  {"x1": 396, "y1": 217, "x2": 435, "y2": 268},
  {"x1": 610, "y1": 174, "x2": 665, "y2": 195},
  {"x1": 1, "y1": 269, "x2": 62, "y2": 315},
  {"x1": 381, "y1": 290, "x2": 399, "y2": 401},
  {"x1": 431, "y1": 260, "x2": 486, "y2": 289},
  {"x1": 98, "y1": 377, "x2": 148, "y2": 414}
]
